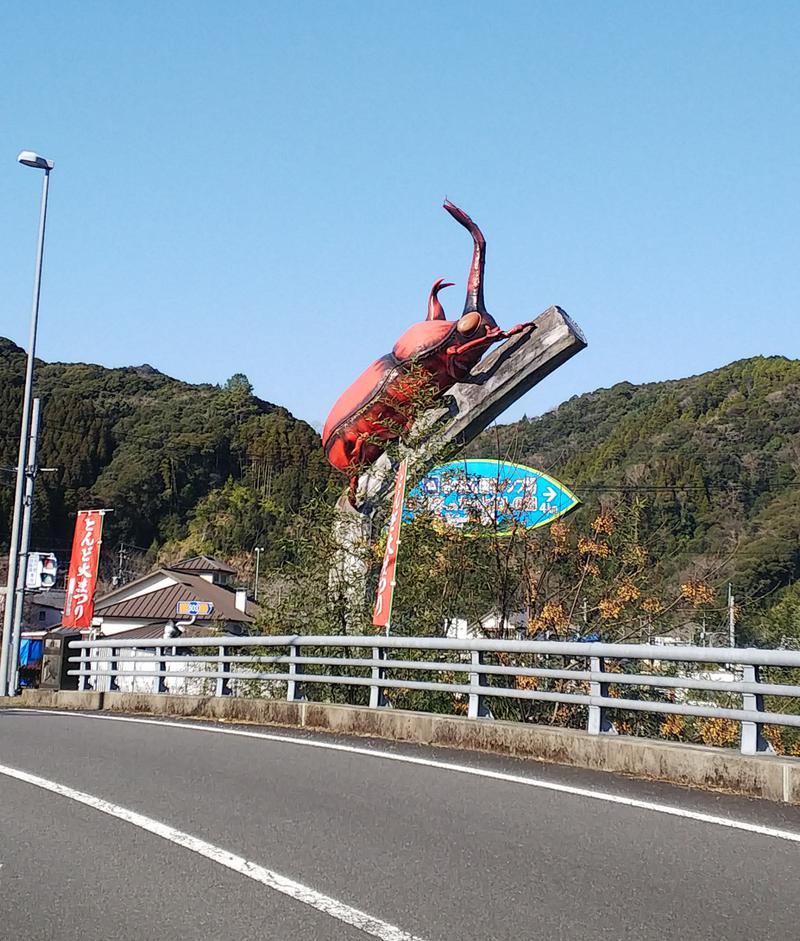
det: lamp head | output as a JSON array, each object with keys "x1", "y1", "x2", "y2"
[{"x1": 18, "y1": 151, "x2": 54, "y2": 171}]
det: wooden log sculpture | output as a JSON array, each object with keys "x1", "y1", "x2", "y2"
[{"x1": 325, "y1": 201, "x2": 587, "y2": 630}]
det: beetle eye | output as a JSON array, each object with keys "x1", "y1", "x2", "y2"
[{"x1": 456, "y1": 312, "x2": 481, "y2": 336}]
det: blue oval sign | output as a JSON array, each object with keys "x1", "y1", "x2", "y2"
[{"x1": 406, "y1": 459, "x2": 579, "y2": 532}]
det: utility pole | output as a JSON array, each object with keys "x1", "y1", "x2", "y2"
[
  {"x1": 7, "y1": 399, "x2": 41, "y2": 693},
  {"x1": 728, "y1": 583, "x2": 735, "y2": 648},
  {"x1": 114, "y1": 544, "x2": 127, "y2": 587},
  {"x1": 253, "y1": 546, "x2": 265, "y2": 601}
]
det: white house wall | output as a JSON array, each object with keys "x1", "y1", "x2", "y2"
[
  {"x1": 86, "y1": 648, "x2": 271, "y2": 697},
  {"x1": 94, "y1": 619, "x2": 156, "y2": 638}
]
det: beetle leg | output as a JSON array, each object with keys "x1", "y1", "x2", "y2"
[
  {"x1": 499, "y1": 321, "x2": 537, "y2": 337},
  {"x1": 446, "y1": 328, "x2": 503, "y2": 358},
  {"x1": 346, "y1": 435, "x2": 370, "y2": 503},
  {"x1": 446, "y1": 318, "x2": 537, "y2": 364}
]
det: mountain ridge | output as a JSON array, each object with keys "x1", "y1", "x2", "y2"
[{"x1": 2, "y1": 340, "x2": 798, "y2": 629}]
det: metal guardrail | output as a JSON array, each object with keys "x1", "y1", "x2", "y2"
[{"x1": 67, "y1": 635, "x2": 800, "y2": 756}]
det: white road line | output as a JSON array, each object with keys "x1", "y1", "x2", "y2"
[
  {"x1": 14, "y1": 708, "x2": 800, "y2": 846},
  {"x1": 0, "y1": 761, "x2": 428, "y2": 941}
]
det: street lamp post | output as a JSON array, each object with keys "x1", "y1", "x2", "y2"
[
  {"x1": 254, "y1": 546, "x2": 265, "y2": 602},
  {"x1": 0, "y1": 151, "x2": 54, "y2": 697},
  {"x1": 8, "y1": 397, "x2": 41, "y2": 694}
]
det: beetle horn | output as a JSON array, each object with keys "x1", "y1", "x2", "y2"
[
  {"x1": 427, "y1": 278, "x2": 453, "y2": 321},
  {"x1": 443, "y1": 199, "x2": 493, "y2": 322}
]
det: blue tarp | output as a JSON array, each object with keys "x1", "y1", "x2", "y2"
[{"x1": 19, "y1": 638, "x2": 43, "y2": 668}]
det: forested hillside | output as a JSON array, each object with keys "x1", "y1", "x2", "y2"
[
  {"x1": 0, "y1": 338, "x2": 334, "y2": 568},
  {"x1": 3, "y1": 339, "x2": 799, "y2": 641},
  {"x1": 468, "y1": 355, "x2": 800, "y2": 632}
]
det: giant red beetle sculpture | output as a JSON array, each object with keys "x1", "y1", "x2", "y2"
[{"x1": 323, "y1": 200, "x2": 535, "y2": 501}]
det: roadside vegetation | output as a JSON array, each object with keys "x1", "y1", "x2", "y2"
[{"x1": 3, "y1": 340, "x2": 800, "y2": 748}]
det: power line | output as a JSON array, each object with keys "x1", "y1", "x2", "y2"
[
  {"x1": 575, "y1": 481, "x2": 800, "y2": 493},
  {"x1": 575, "y1": 486, "x2": 708, "y2": 493}
]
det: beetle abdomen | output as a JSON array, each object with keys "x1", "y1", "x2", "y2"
[
  {"x1": 323, "y1": 355, "x2": 396, "y2": 452},
  {"x1": 323, "y1": 322, "x2": 465, "y2": 476},
  {"x1": 323, "y1": 359, "x2": 411, "y2": 474}
]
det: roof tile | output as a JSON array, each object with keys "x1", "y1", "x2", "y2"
[
  {"x1": 168, "y1": 555, "x2": 237, "y2": 575},
  {"x1": 95, "y1": 571, "x2": 256, "y2": 623}
]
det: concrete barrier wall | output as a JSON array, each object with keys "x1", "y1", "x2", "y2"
[{"x1": 4, "y1": 689, "x2": 800, "y2": 804}]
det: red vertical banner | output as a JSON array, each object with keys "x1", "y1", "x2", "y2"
[
  {"x1": 62, "y1": 510, "x2": 106, "y2": 630},
  {"x1": 372, "y1": 460, "x2": 408, "y2": 630}
]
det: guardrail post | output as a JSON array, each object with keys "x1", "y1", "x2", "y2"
[
  {"x1": 215, "y1": 645, "x2": 231, "y2": 697},
  {"x1": 108, "y1": 647, "x2": 120, "y2": 692},
  {"x1": 78, "y1": 645, "x2": 89, "y2": 692},
  {"x1": 99, "y1": 647, "x2": 109, "y2": 693},
  {"x1": 287, "y1": 643, "x2": 305, "y2": 702},
  {"x1": 369, "y1": 646, "x2": 388, "y2": 708},
  {"x1": 588, "y1": 656, "x2": 614, "y2": 734},
  {"x1": 740, "y1": 664, "x2": 771, "y2": 755},
  {"x1": 468, "y1": 650, "x2": 490, "y2": 719},
  {"x1": 155, "y1": 646, "x2": 167, "y2": 694}
]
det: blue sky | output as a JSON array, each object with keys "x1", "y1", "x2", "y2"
[{"x1": 2, "y1": 2, "x2": 798, "y2": 430}]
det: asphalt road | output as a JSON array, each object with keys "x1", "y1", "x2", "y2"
[{"x1": 1, "y1": 709, "x2": 799, "y2": 940}]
